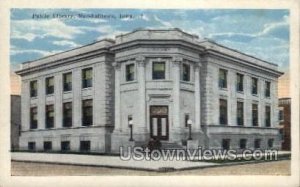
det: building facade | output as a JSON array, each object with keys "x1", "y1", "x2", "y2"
[
  {"x1": 16, "y1": 28, "x2": 283, "y2": 153},
  {"x1": 279, "y1": 98, "x2": 291, "y2": 151},
  {"x1": 11, "y1": 95, "x2": 21, "y2": 150}
]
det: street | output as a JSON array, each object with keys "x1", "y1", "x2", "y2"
[{"x1": 12, "y1": 160, "x2": 290, "y2": 176}]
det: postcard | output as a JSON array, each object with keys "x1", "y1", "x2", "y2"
[{"x1": 0, "y1": 0, "x2": 299, "y2": 187}]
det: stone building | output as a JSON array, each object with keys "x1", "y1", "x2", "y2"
[
  {"x1": 11, "y1": 95, "x2": 21, "y2": 150},
  {"x1": 278, "y1": 98, "x2": 291, "y2": 151},
  {"x1": 16, "y1": 28, "x2": 283, "y2": 153}
]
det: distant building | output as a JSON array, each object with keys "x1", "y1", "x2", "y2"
[
  {"x1": 11, "y1": 95, "x2": 21, "y2": 150},
  {"x1": 278, "y1": 98, "x2": 291, "y2": 151},
  {"x1": 16, "y1": 28, "x2": 283, "y2": 153}
]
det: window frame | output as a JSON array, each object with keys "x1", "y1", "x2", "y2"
[
  {"x1": 152, "y1": 61, "x2": 166, "y2": 80},
  {"x1": 63, "y1": 102, "x2": 72, "y2": 127},
  {"x1": 63, "y1": 72, "x2": 72, "y2": 92},
  {"x1": 219, "y1": 99, "x2": 228, "y2": 125},
  {"x1": 251, "y1": 77, "x2": 258, "y2": 95},
  {"x1": 45, "y1": 76, "x2": 54, "y2": 95},
  {"x1": 43, "y1": 141, "x2": 52, "y2": 151},
  {"x1": 265, "y1": 81, "x2": 271, "y2": 98},
  {"x1": 125, "y1": 63, "x2": 135, "y2": 82},
  {"x1": 82, "y1": 99, "x2": 93, "y2": 126},
  {"x1": 181, "y1": 63, "x2": 190, "y2": 82},
  {"x1": 30, "y1": 106, "x2": 38, "y2": 129},
  {"x1": 28, "y1": 142, "x2": 36, "y2": 151},
  {"x1": 239, "y1": 139, "x2": 247, "y2": 149},
  {"x1": 254, "y1": 139, "x2": 261, "y2": 149},
  {"x1": 265, "y1": 105, "x2": 271, "y2": 127},
  {"x1": 237, "y1": 101, "x2": 244, "y2": 126},
  {"x1": 236, "y1": 73, "x2": 244, "y2": 92},
  {"x1": 45, "y1": 104, "x2": 55, "y2": 129},
  {"x1": 61, "y1": 141, "x2": 71, "y2": 151},
  {"x1": 219, "y1": 69, "x2": 227, "y2": 89},
  {"x1": 80, "y1": 140, "x2": 91, "y2": 152},
  {"x1": 30, "y1": 80, "x2": 38, "y2": 97},
  {"x1": 82, "y1": 68, "x2": 93, "y2": 88},
  {"x1": 252, "y1": 103, "x2": 259, "y2": 127},
  {"x1": 222, "y1": 139, "x2": 230, "y2": 150}
]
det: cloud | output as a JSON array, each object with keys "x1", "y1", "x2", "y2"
[
  {"x1": 52, "y1": 40, "x2": 80, "y2": 48},
  {"x1": 10, "y1": 48, "x2": 63, "y2": 56},
  {"x1": 11, "y1": 19, "x2": 84, "y2": 41},
  {"x1": 153, "y1": 15, "x2": 173, "y2": 28},
  {"x1": 256, "y1": 15, "x2": 289, "y2": 37}
]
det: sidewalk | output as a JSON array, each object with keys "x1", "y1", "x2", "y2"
[{"x1": 11, "y1": 152, "x2": 219, "y2": 171}]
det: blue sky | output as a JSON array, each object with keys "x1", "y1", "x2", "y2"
[{"x1": 10, "y1": 9, "x2": 289, "y2": 71}]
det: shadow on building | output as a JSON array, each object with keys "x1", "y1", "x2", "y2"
[
  {"x1": 11, "y1": 95, "x2": 21, "y2": 151},
  {"x1": 278, "y1": 98, "x2": 291, "y2": 151}
]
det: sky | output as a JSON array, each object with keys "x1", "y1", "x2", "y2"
[{"x1": 10, "y1": 9, "x2": 290, "y2": 72}]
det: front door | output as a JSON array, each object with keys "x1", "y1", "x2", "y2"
[{"x1": 150, "y1": 106, "x2": 169, "y2": 140}]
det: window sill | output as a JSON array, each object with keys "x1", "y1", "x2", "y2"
[
  {"x1": 30, "y1": 97, "x2": 38, "y2": 100},
  {"x1": 252, "y1": 94, "x2": 259, "y2": 97},
  {"x1": 219, "y1": 87, "x2": 228, "y2": 91},
  {"x1": 236, "y1": 91, "x2": 244, "y2": 94},
  {"x1": 82, "y1": 87, "x2": 92, "y2": 91},
  {"x1": 63, "y1": 91, "x2": 72, "y2": 94},
  {"x1": 46, "y1": 94, "x2": 54, "y2": 97}
]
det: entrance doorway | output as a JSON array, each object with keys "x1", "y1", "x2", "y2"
[{"x1": 150, "y1": 106, "x2": 169, "y2": 140}]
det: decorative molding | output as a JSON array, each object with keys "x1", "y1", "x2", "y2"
[
  {"x1": 135, "y1": 56, "x2": 146, "y2": 67},
  {"x1": 112, "y1": 62, "x2": 121, "y2": 70}
]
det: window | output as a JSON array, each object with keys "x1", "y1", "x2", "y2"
[
  {"x1": 28, "y1": 142, "x2": 36, "y2": 151},
  {"x1": 82, "y1": 99, "x2": 93, "y2": 126},
  {"x1": 182, "y1": 63, "x2": 190, "y2": 82},
  {"x1": 252, "y1": 104, "x2": 258, "y2": 126},
  {"x1": 82, "y1": 68, "x2": 93, "y2": 88},
  {"x1": 254, "y1": 139, "x2": 261, "y2": 149},
  {"x1": 63, "y1": 102, "x2": 72, "y2": 127},
  {"x1": 126, "y1": 64, "x2": 135, "y2": 81},
  {"x1": 222, "y1": 139, "x2": 230, "y2": 150},
  {"x1": 30, "y1": 80, "x2": 38, "y2": 97},
  {"x1": 265, "y1": 81, "x2": 271, "y2": 98},
  {"x1": 219, "y1": 99, "x2": 228, "y2": 125},
  {"x1": 265, "y1": 106, "x2": 271, "y2": 127},
  {"x1": 45, "y1": 105, "x2": 54, "y2": 128},
  {"x1": 61, "y1": 141, "x2": 70, "y2": 151},
  {"x1": 152, "y1": 62, "x2": 165, "y2": 80},
  {"x1": 240, "y1": 139, "x2": 247, "y2": 149},
  {"x1": 44, "y1": 141, "x2": 52, "y2": 151},
  {"x1": 80, "y1": 141, "x2": 90, "y2": 151},
  {"x1": 63, "y1": 72, "x2": 72, "y2": 92},
  {"x1": 268, "y1": 139, "x2": 274, "y2": 148},
  {"x1": 46, "y1": 77, "x2": 54, "y2": 95},
  {"x1": 279, "y1": 108, "x2": 284, "y2": 122},
  {"x1": 237, "y1": 101, "x2": 244, "y2": 126},
  {"x1": 30, "y1": 107, "x2": 38, "y2": 129},
  {"x1": 219, "y1": 69, "x2": 227, "y2": 88},
  {"x1": 251, "y1": 77, "x2": 258, "y2": 95},
  {"x1": 236, "y1": 73, "x2": 244, "y2": 92},
  {"x1": 185, "y1": 114, "x2": 190, "y2": 127}
]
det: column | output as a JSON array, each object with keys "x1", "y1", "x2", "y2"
[
  {"x1": 113, "y1": 62, "x2": 121, "y2": 132},
  {"x1": 194, "y1": 63, "x2": 202, "y2": 132},
  {"x1": 136, "y1": 56, "x2": 147, "y2": 133},
  {"x1": 37, "y1": 77, "x2": 45, "y2": 129},
  {"x1": 94, "y1": 63, "x2": 105, "y2": 126},
  {"x1": 55, "y1": 73, "x2": 62, "y2": 128},
  {"x1": 73, "y1": 68, "x2": 81, "y2": 127},
  {"x1": 172, "y1": 56, "x2": 182, "y2": 132}
]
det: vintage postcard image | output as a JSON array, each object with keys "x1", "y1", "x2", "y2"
[{"x1": 1, "y1": 1, "x2": 299, "y2": 186}]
